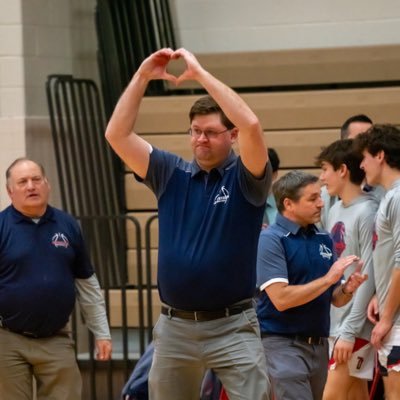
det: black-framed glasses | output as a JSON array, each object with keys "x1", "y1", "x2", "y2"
[{"x1": 188, "y1": 127, "x2": 230, "y2": 139}]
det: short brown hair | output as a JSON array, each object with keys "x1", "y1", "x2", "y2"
[
  {"x1": 316, "y1": 139, "x2": 365, "y2": 185},
  {"x1": 273, "y1": 170, "x2": 319, "y2": 213},
  {"x1": 189, "y1": 95, "x2": 235, "y2": 129}
]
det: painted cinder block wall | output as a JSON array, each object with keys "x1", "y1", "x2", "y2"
[{"x1": 0, "y1": 0, "x2": 98, "y2": 209}]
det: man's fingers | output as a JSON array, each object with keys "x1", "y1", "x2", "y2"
[
  {"x1": 162, "y1": 72, "x2": 178, "y2": 83},
  {"x1": 353, "y1": 260, "x2": 364, "y2": 274}
]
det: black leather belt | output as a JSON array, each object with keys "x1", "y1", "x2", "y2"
[
  {"x1": 0, "y1": 322, "x2": 63, "y2": 339},
  {"x1": 161, "y1": 300, "x2": 254, "y2": 321},
  {"x1": 261, "y1": 333, "x2": 326, "y2": 345},
  {"x1": 0, "y1": 325, "x2": 40, "y2": 338}
]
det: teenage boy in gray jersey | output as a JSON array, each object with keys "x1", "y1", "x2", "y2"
[
  {"x1": 317, "y1": 139, "x2": 378, "y2": 399},
  {"x1": 319, "y1": 115, "x2": 373, "y2": 230},
  {"x1": 354, "y1": 125, "x2": 400, "y2": 400}
]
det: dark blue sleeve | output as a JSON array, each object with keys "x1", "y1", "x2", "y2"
[
  {"x1": 256, "y1": 227, "x2": 288, "y2": 289},
  {"x1": 237, "y1": 157, "x2": 272, "y2": 207},
  {"x1": 134, "y1": 147, "x2": 186, "y2": 200}
]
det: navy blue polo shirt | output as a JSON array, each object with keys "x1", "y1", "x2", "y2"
[
  {"x1": 256, "y1": 214, "x2": 337, "y2": 337},
  {"x1": 0, "y1": 205, "x2": 94, "y2": 337},
  {"x1": 138, "y1": 148, "x2": 271, "y2": 311}
]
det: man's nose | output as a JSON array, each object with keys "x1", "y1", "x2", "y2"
[{"x1": 198, "y1": 132, "x2": 209, "y2": 141}]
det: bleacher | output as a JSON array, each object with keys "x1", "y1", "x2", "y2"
[{"x1": 109, "y1": 45, "x2": 400, "y2": 331}]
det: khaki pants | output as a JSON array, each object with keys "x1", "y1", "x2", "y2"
[{"x1": 0, "y1": 328, "x2": 82, "y2": 400}]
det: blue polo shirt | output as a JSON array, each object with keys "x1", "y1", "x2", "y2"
[
  {"x1": 256, "y1": 214, "x2": 337, "y2": 337},
  {"x1": 138, "y1": 148, "x2": 271, "y2": 311},
  {"x1": 0, "y1": 205, "x2": 94, "y2": 337}
]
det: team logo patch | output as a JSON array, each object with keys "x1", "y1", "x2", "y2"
[
  {"x1": 319, "y1": 243, "x2": 333, "y2": 260},
  {"x1": 51, "y1": 232, "x2": 69, "y2": 248},
  {"x1": 214, "y1": 186, "x2": 230, "y2": 205},
  {"x1": 331, "y1": 221, "x2": 346, "y2": 257}
]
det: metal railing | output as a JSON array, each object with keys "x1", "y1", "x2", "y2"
[{"x1": 46, "y1": 74, "x2": 127, "y2": 287}]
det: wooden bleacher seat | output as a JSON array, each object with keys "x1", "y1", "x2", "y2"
[
  {"x1": 107, "y1": 288, "x2": 161, "y2": 327},
  {"x1": 134, "y1": 87, "x2": 400, "y2": 134},
  {"x1": 166, "y1": 44, "x2": 400, "y2": 90},
  {"x1": 127, "y1": 248, "x2": 158, "y2": 286}
]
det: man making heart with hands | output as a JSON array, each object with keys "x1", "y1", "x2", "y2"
[{"x1": 106, "y1": 48, "x2": 272, "y2": 400}]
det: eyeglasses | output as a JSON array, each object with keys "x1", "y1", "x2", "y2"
[{"x1": 188, "y1": 127, "x2": 230, "y2": 139}]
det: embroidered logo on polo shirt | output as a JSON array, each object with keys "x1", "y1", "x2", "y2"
[
  {"x1": 51, "y1": 232, "x2": 69, "y2": 248},
  {"x1": 214, "y1": 186, "x2": 230, "y2": 205},
  {"x1": 319, "y1": 243, "x2": 333, "y2": 260}
]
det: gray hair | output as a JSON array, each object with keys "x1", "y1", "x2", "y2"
[
  {"x1": 273, "y1": 170, "x2": 319, "y2": 213},
  {"x1": 6, "y1": 157, "x2": 46, "y2": 186}
]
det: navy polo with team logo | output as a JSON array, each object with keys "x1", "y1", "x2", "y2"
[
  {"x1": 137, "y1": 147, "x2": 271, "y2": 311},
  {"x1": 0, "y1": 205, "x2": 94, "y2": 337},
  {"x1": 256, "y1": 213, "x2": 337, "y2": 337}
]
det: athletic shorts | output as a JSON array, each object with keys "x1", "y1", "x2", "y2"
[
  {"x1": 377, "y1": 325, "x2": 400, "y2": 374},
  {"x1": 328, "y1": 336, "x2": 375, "y2": 380}
]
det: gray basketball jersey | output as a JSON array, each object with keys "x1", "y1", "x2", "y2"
[
  {"x1": 327, "y1": 193, "x2": 378, "y2": 341},
  {"x1": 374, "y1": 179, "x2": 400, "y2": 329}
]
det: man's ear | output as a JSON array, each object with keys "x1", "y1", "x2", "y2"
[
  {"x1": 338, "y1": 163, "x2": 348, "y2": 178},
  {"x1": 44, "y1": 177, "x2": 51, "y2": 191},
  {"x1": 230, "y1": 128, "x2": 239, "y2": 143},
  {"x1": 283, "y1": 197, "x2": 293, "y2": 212},
  {"x1": 6, "y1": 185, "x2": 11, "y2": 197},
  {"x1": 376, "y1": 150, "x2": 385, "y2": 163}
]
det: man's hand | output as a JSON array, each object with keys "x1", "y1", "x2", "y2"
[
  {"x1": 342, "y1": 260, "x2": 368, "y2": 294},
  {"x1": 138, "y1": 48, "x2": 177, "y2": 83},
  {"x1": 96, "y1": 339, "x2": 112, "y2": 361},
  {"x1": 325, "y1": 255, "x2": 361, "y2": 286},
  {"x1": 171, "y1": 48, "x2": 205, "y2": 85},
  {"x1": 330, "y1": 258, "x2": 367, "y2": 307},
  {"x1": 367, "y1": 294, "x2": 379, "y2": 325},
  {"x1": 333, "y1": 338, "x2": 354, "y2": 364},
  {"x1": 371, "y1": 318, "x2": 392, "y2": 349}
]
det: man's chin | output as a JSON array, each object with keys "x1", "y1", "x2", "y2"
[
  {"x1": 365, "y1": 177, "x2": 376, "y2": 187},
  {"x1": 313, "y1": 214, "x2": 322, "y2": 223}
]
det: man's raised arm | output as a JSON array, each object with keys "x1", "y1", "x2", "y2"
[
  {"x1": 105, "y1": 48, "x2": 177, "y2": 179},
  {"x1": 173, "y1": 48, "x2": 268, "y2": 177}
]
